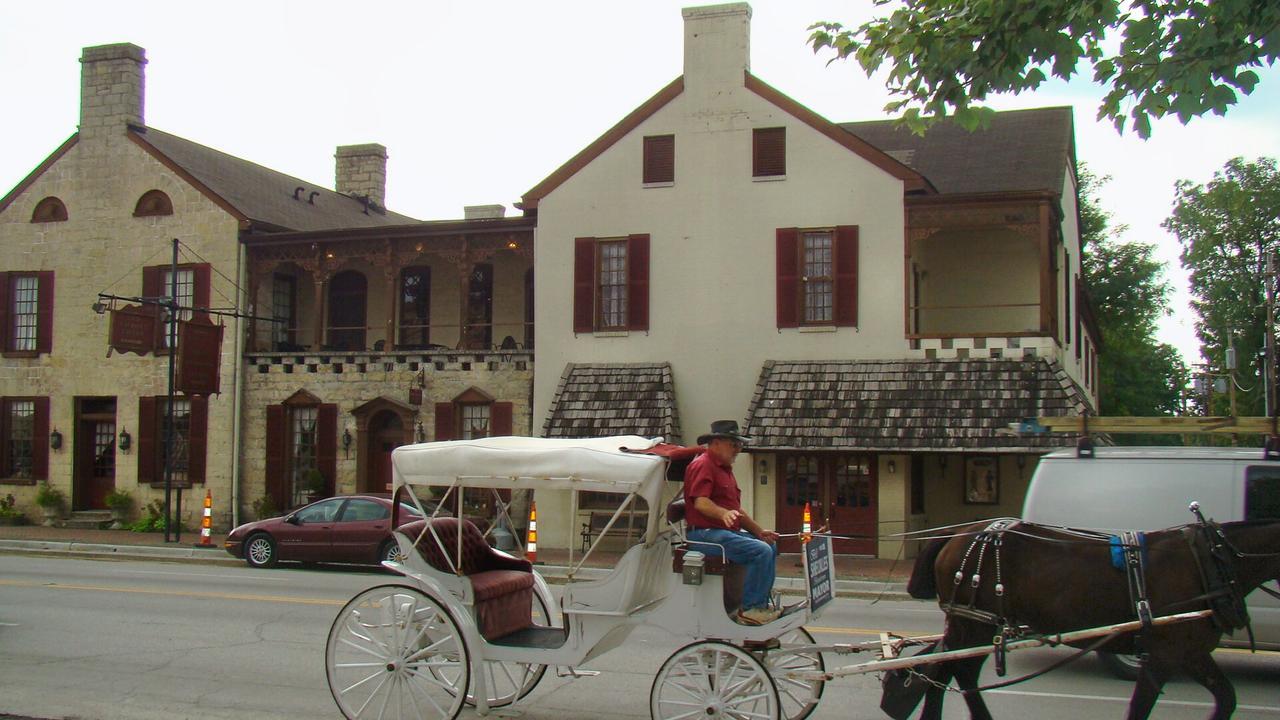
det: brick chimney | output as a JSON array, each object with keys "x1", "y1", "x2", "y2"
[
  {"x1": 682, "y1": 3, "x2": 751, "y2": 91},
  {"x1": 335, "y1": 144, "x2": 388, "y2": 210},
  {"x1": 79, "y1": 43, "x2": 147, "y2": 140}
]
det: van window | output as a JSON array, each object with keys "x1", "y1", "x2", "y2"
[{"x1": 1244, "y1": 466, "x2": 1280, "y2": 521}]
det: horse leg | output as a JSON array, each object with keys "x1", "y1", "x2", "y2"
[
  {"x1": 1183, "y1": 652, "x2": 1236, "y2": 720},
  {"x1": 1125, "y1": 659, "x2": 1169, "y2": 720},
  {"x1": 953, "y1": 656, "x2": 995, "y2": 720},
  {"x1": 917, "y1": 660, "x2": 955, "y2": 720}
]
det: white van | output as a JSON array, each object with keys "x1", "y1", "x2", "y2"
[{"x1": 1022, "y1": 445, "x2": 1280, "y2": 677}]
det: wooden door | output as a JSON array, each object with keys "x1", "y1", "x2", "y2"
[
  {"x1": 73, "y1": 399, "x2": 116, "y2": 511},
  {"x1": 775, "y1": 453, "x2": 878, "y2": 555}
]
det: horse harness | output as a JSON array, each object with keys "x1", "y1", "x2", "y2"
[
  {"x1": 1180, "y1": 504, "x2": 1254, "y2": 642},
  {"x1": 945, "y1": 518, "x2": 1021, "y2": 676}
]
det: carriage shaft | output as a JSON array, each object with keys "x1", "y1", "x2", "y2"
[{"x1": 784, "y1": 609, "x2": 1214, "y2": 682}]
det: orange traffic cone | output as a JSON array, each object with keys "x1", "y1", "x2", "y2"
[
  {"x1": 801, "y1": 502, "x2": 812, "y2": 544},
  {"x1": 200, "y1": 490, "x2": 213, "y2": 546},
  {"x1": 525, "y1": 501, "x2": 538, "y2": 563}
]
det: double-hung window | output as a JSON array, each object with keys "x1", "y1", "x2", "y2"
[
  {"x1": 0, "y1": 272, "x2": 54, "y2": 356},
  {"x1": 801, "y1": 230, "x2": 834, "y2": 324},
  {"x1": 573, "y1": 235, "x2": 649, "y2": 333},
  {"x1": 775, "y1": 226, "x2": 859, "y2": 329}
]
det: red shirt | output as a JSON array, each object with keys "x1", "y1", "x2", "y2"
[{"x1": 684, "y1": 451, "x2": 741, "y2": 530}]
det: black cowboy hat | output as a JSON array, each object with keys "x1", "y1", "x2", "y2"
[{"x1": 697, "y1": 420, "x2": 752, "y2": 447}]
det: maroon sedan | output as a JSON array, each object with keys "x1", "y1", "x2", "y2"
[{"x1": 224, "y1": 494, "x2": 426, "y2": 568}]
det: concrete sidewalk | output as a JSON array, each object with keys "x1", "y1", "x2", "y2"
[{"x1": 0, "y1": 524, "x2": 913, "y2": 599}]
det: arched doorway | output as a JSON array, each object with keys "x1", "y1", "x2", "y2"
[{"x1": 366, "y1": 411, "x2": 403, "y2": 494}]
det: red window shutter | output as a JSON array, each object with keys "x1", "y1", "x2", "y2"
[
  {"x1": 491, "y1": 402, "x2": 514, "y2": 437},
  {"x1": 317, "y1": 404, "x2": 337, "y2": 495},
  {"x1": 753, "y1": 127, "x2": 786, "y2": 177},
  {"x1": 627, "y1": 234, "x2": 650, "y2": 331},
  {"x1": 834, "y1": 225, "x2": 859, "y2": 327},
  {"x1": 35, "y1": 271, "x2": 54, "y2": 354},
  {"x1": 0, "y1": 272, "x2": 9, "y2": 352},
  {"x1": 138, "y1": 397, "x2": 158, "y2": 484},
  {"x1": 573, "y1": 238, "x2": 596, "y2": 333},
  {"x1": 643, "y1": 135, "x2": 675, "y2": 184},
  {"x1": 31, "y1": 397, "x2": 50, "y2": 480},
  {"x1": 194, "y1": 264, "x2": 212, "y2": 322},
  {"x1": 434, "y1": 403, "x2": 455, "y2": 441},
  {"x1": 265, "y1": 405, "x2": 287, "y2": 512},
  {"x1": 187, "y1": 395, "x2": 208, "y2": 483},
  {"x1": 776, "y1": 228, "x2": 799, "y2": 328},
  {"x1": 1075, "y1": 278, "x2": 1083, "y2": 360}
]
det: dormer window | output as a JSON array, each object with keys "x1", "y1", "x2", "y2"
[
  {"x1": 133, "y1": 189, "x2": 173, "y2": 217},
  {"x1": 30, "y1": 197, "x2": 68, "y2": 223}
]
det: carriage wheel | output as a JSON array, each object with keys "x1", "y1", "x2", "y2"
[
  {"x1": 756, "y1": 627, "x2": 825, "y2": 720},
  {"x1": 463, "y1": 590, "x2": 551, "y2": 707},
  {"x1": 650, "y1": 640, "x2": 781, "y2": 720},
  {"x1": 325, "y1": 584, "x2": 470, "y2": 720}
]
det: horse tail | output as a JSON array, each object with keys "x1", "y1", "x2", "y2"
[{"x1": 907, "y1": 536, "x2": 949, "y2": 599}]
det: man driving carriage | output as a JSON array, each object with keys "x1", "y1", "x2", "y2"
[{"x1": 684, "y1": 420, "x2": 782, "y2": 625}]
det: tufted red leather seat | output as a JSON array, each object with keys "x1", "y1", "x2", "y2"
[{"x1": 400, "y1": 517, "x2": 534, "y2": 641}]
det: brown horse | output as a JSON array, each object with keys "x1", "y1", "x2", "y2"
[{"x1": 904, "y1": 518, "x2": 1280, "y2": 720}]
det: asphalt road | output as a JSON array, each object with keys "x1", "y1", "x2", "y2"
[{"x1": 1, "y1": 553, "x2": 1277, "y2": 720}]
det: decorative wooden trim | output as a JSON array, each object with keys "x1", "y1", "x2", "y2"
[
  {"x1": 743, "y1": 73, "x2": 935, "y2": 195},
  {"x1": 127, "y1": 130, "x2": 252, "y2": 230},
  {"x1": 0, "y1": 134, "x2": 78, "y2": 216},
  {"x1": 521, "y1": 76, "x2": 685, "y2": 210}
]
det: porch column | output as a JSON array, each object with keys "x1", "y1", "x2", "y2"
[{"x1": 1038, "y1": 201, "x2": 1055, "y2": 338}]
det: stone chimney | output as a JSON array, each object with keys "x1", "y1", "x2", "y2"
[
  {"x1": 682, "y1": 3, "x2": 751, "y2": 91},
  {"x1": 79, "y1": 43, "x2": 147, "y2": 140},
  {"x1": 335, "y1": 143, "x2": 388, "y2": 209}
]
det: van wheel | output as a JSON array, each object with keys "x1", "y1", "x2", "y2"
[{"x1": 1097, "y1": 651, "x2": 1141, "y2": 680}]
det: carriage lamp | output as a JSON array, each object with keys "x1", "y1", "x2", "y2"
[
  {"x1": 682, "y1": 551, "x2": 705, "y2": 585},
  {"x1": 49, "y1": 428, "x2": 63, "y2": 451},
  {"x1": 416, "y1": 421, "x2": 426, "y2": 443},
  {"x1": 118, "y1": 429, "x2": 132, "y2": 453},
  {"x1": 342, "y1": 428, "x2": 353, "y2": 458},
  {"x1": 887, "y1": 459, "x2": 897, "y2": 474}
]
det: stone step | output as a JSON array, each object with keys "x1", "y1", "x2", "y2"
[{"x1": 64, "y1": 510, "x2": 113, "y2": 530}]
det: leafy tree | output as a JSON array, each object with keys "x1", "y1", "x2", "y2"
[
  {"x1": 1166, "y1": 157, "x2": 1280, "y2": 417},
  {"x1": 809, "y1": 0, "x2": 1279, "y2": 137},
  {"x1": 1078, "y1": 166, "x2": 1188, "y2": 425}
]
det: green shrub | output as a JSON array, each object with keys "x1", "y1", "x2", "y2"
[
  {"x1": 129, "y1": 499, "x2": 184, "y2": 533},
  {"x1": 104, "y1": 489, "x2": 133, "y2": 510},
  {"x1": 0, "y1": 494, "x2": 28, "y2": 524},
  {"x1": 251, "y1": 494, "x2": 279, "y2": 520},
  {"x1": 34, "y1": 482, "x2": 64, "y2": 509}
]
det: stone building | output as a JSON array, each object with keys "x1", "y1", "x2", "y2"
[{"x1": 0, "y1": 43, "x2": 534, "y2": 529}]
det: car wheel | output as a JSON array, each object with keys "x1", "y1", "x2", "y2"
[
  {"x1": 379, "y1": 539, "x2": 405, "y2": 565},
  {"x1": 245, "y1": 533, "x2": 278, "y2": 568},
  {"x1": 1097, "y1": 651, "x2": 1142, "y2": 680}
]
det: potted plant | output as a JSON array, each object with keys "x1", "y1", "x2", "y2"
[
  {"x1": 251, "y1": 494, "x2": 278, "y2": 520},
  {"x1": 0, "y1": 494, "x2": 28, "y2": 526},
  {"x1": 104, "y1": 488, "x2": 133, "y2": 529},
  {"x1": 34, "y1": 482, "x2": 64, "y2": 527}
]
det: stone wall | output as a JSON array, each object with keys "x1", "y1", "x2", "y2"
[{"x1": 239, "y1": 349, "x2": 533, "y2": 518}]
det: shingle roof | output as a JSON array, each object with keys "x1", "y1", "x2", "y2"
[
  {"x1": 132, "y1": 127, "x2": 420, "y2": 231},
  {"x1": 839, "y1": 107, "x2": 1074, "y2": 196},
  {"x1": 543, "y1": 363, "x2": 682, "y2": 443},
  {"x1": 744, "y1": 358, "x2": 1090, "y2": 451}
]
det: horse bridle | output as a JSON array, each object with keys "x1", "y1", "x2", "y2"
[{"x1": 1187, "y1": 502, "x2": 1280, "y2": 602}]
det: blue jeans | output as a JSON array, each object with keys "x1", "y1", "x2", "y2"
[{"x1": 687, "y1": 527, "x2": 778, "y2": 610}]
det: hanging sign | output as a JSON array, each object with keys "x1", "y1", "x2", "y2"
[
  {"x1": 108, "y1": 304, "x2": 159, "y2": 356},
  {"x1": 803, "y1": 535, "x2": 835, "y2": 613},
  {"x1": 177, "y1": 317, "x2": 224, "y2": 395}
]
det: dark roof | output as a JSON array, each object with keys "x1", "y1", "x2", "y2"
[
  {"x1": 840, "y1": 107, "x2": 1074, "y2": 196},
  {"x1": 744, "y1": 358, "x2": 1089, "y2": 451},
  {"x1": 131, "y1": 127, "x2": 419, "y2": 231},
  {"x1": 543, "y1": 363, "x2": 682, "y2": 443}
]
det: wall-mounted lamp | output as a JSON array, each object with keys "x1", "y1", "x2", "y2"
[
  {"x1": 416, "y1": 421, "x2": 426, "y2": 443},
  {"x1": 91, "y1": 301, "x2": 108, "y2": 315},
  {"x1": 757, "y1": 459, "x2": 768, "y2": 486},
  {"x1": 342, "y1": 428, "x2": 353, "y2": 458},
  {"x1": 118, "y1": 429, "x2": 132, "y2": 453},
  {"x1": 49, "y1": 428, "x2": 63, "y2": 451},
  {"x1": 938, "y1": 454, "x2": 948, "y2": 471},
  {"x1": 887, "y1": 459, "x2": 897, "y2": 474}
]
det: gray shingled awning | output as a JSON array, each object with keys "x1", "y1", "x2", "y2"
[
  {"x1": 744, "y1": 358, "x2": 1089, "y2": 452},
  {"x1": 543, "y1": 363, "x2": 681, "y2": 443}
]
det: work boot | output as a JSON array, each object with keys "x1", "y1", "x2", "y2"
[{"x1": 736, "y1": 606, "x2": 781, "y2": 625}]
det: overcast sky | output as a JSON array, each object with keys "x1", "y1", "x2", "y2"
[{"x1": 4, "y1": 0, "x2": 1278, "y2": 365}]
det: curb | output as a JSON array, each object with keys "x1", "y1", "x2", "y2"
[{"x1": 0, "y1": 539, "x2": 913, "y2": 600}]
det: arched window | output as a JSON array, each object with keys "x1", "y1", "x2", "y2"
[
  {"x1": 30, "y1": 197, "x2": 68, "y2": 223},
  {"x1": 133, "y1": 189, "x2": 174, "y2": 217},
  {"x1": 327, "y1": 270, "x2": 367, "y2": 350}
]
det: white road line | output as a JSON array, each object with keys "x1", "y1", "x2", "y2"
[{"x1": 989, "y1": 688, "x2": 1280, "y2": 713}]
